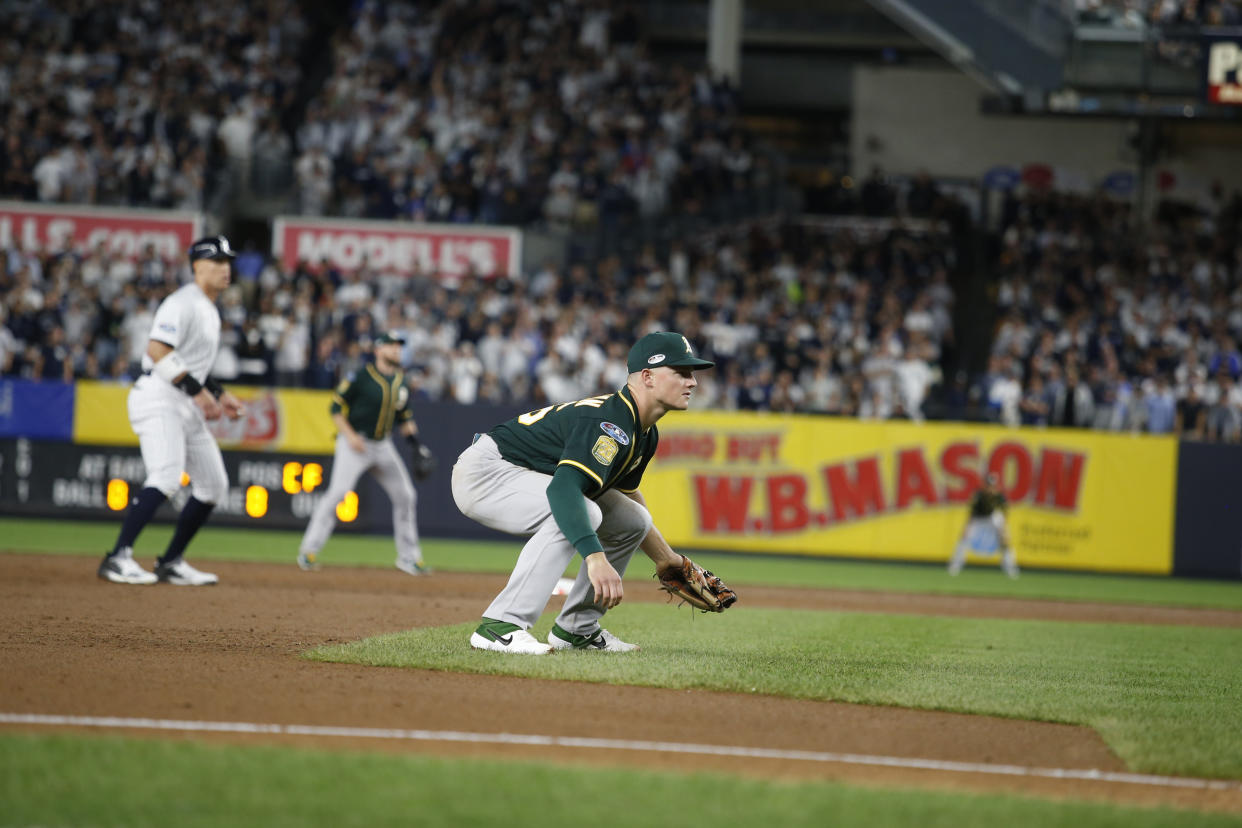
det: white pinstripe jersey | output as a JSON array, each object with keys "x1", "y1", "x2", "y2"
[{"x1": 141, "y1": 282, "x2": 221, "y2": 382}]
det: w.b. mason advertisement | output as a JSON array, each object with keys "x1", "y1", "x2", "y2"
[{"x1": 639, "y1": 414, "x2": 1177, "y2": 574}]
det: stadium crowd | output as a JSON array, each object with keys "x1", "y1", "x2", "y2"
[
  {"x1": 0, "y1": 204, "x2": 958, "y2": 424},
  {"x1": 978, "y1": 186, "x2": 1242, "y2": 438},
  {"x1": 1075, "y1": 0, "x2": 1241, "y2": 26},
  {"x1": 5, "y1": 163, "x2": 1242, "y2": 442},
  {"x1": 0, "y1": 0, "x2": 311, "y2": 211},
  {"x1": 3, "y1": 0, "x2": 1241, "y2": 442},
  {"x1": 2, "y1": 0, "x2": 777, "y2": 239},
  {"x1": 289, "y1": 0, "x2": 772, "y2": 230}
]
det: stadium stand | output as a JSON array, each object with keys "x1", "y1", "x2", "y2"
[
  {"x1": 0, "y1": 0, "x2": 311, "y2": 212},
  {"x1": 286, "y1": 0, "x2": 781, "y2": 245},
  {"x1": 2, "y1": 0, "x2": 1241, "y2": 443}
]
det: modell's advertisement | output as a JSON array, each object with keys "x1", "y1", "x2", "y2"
[{"x1": 272, "y1": 216, "x2": 522, "y2": 279}]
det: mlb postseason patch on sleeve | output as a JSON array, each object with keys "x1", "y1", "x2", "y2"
[
  {"x1": 591, "y1": 435, "x2": 619, "y2": 465},
  {"x1": 600, "y1": 422, "x2": 630, "y2": 445}
]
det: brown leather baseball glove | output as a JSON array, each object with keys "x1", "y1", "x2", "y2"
[{"x1": 656, "y1": 555, "x2": 738, "y2": 612}]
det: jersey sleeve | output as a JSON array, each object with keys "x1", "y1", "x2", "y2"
[
  {"x1": 148, "y1": 294, "x2": 187, "y2": 348},
  {"x1": 557, "y1": 417, "x2": 628, "y2": 492},
  {"x1": 546, "y1": 465, "x2": 605, "y2": 558},
  {"x1": 331, "y1": 373, "x2": 357, "y2": 416}
]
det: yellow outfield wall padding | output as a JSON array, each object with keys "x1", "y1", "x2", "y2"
[{"x1": 74, "y1": 381, "x2": 337, "y2": 454}]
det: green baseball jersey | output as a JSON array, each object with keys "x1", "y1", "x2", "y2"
[
  {"x1": 969, "y1": 488, "x2": 1007, "y2": 518},
  {"x1": 489, "y1": 386, "x2": 658, "y2": 495},
  {"x1": 331, "y1": 362, "x2": 413, "y2": 439}
]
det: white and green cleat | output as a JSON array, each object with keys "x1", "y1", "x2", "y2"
[
  {"x1": 470, "y1": 619, "x2": 554, "y2": 654},
  {"x1": 547, "y1": 623, "x2": 639, "y2": 652}
]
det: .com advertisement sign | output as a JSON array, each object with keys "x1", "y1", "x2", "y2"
[
  {"x1": 0, "y1": 201, "x2": 202, "y2": 259},
  {"x1": 641, "y1": 413, "x2": 1177, "y2": 574}
]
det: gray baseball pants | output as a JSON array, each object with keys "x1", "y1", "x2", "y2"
[
  {"x1": 451, "y1": 434, "x2": 653, "y2": 634},
  {"x1": 299, "y1": 433, "x2": 423, "y2": 567}
]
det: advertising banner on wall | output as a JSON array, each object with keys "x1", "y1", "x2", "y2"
[
  {"x1": 0, "y1": 379, "x2": 74, "y2": 440},
  {"x1": 271, "y1": 216, "x2": 522, "y2": 278},
  {"x1": 74, "y1": 381, "x2": 337, "y2": 454},
  {"x1": 0, "y1": 200, "x2": 202, "y2": 258},
  {"x1": 639, "y1": 413, "x2": 1177, "y2": 574}
]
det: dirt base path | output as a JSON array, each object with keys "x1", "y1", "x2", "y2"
[{"x1": 3, "y1": 554, "x2": 1240, "y2": 814}]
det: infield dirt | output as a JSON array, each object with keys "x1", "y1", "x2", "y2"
[{"x1": 3, "y1": 554, "x2": 1240, "y2": 814}]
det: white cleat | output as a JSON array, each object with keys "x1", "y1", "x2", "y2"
[
  {"x1": 470, "y1": 624, "x2": 553, "y2": 654},
  {"x1": 547, "y1": 625, "x2": 639, "y2": 652},
  {"x1": 395, "y1": 558, "x2": 432, "y2": 576},
  {"x1": 154, "y1": 557, "x2": 219, "y2": 586},
  {"x1": 97, "y1": 548, "x2": 157, "y2": 585}
]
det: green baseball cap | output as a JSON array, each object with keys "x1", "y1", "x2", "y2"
[
  {"x1": 375, "y1": 331, "x2": 406, "y2": 345},
  {"x1": 627, "y1": 331, "x2": 715, "y2": 373}
]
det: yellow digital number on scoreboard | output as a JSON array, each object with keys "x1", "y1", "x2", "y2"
[
  {"x1": 245, "y1": 485, "x2": 269, "y2": 518},
  {"x1": 283, "y1": 461, "x2": 326, "y2": 494},
  {"x1": 336, "y1": 491, "x2": 358, "y2": 522},
  {"x1": 106, "y1": 479, "x2": 129, "y2": 511}
]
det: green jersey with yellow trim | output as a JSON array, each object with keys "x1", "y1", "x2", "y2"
[
  {"x1": 330, "y1": 362, "x2": 413, "y2": 439},
  {"x1": 969, "y1": 488, "x2": 1007, "y2": 518},
  {"x1": 489, "y1": 386, "x2": 658, "y2": 495}
]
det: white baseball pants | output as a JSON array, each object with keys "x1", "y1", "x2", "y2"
[{"x1": 127, "y1": 374, "x2": 229, "y2": 503}]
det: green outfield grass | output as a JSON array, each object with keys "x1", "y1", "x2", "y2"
[
  {"x1": 3, "y1": 732, "x2": 1237, "y2": 828},
  {"x1": 4, "y1": 517, "x2": 1242, "y2": 609},
  {"x1": 309, "y1": 605, "x2": 1242, "y2": 781}
]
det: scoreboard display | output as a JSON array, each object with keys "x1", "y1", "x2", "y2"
[
  {"x1": 0, "y1": 438, "x2": 395, "y2": 533},
  {"x1": 1205, "y1": 35, "x2": 1242, "y2": 105}
]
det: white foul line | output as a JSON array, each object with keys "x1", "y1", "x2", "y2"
[{"x1": 2, "y1": 712, "x2": 1239, "y2": 792}]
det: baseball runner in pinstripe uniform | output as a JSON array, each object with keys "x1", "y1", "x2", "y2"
[
  {"x1": 297, "y1": 331, "x2": 431, "y2": 575},
  {"x1": 98, "y1": 235, "x2": 247, "y2": 586},
  {"x1": 452, "y1": 331, "x2": 714, "y2": 654}
]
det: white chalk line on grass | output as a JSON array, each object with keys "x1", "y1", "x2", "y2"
[{"x1": 2, "y1": 712, "x2": 1239, "y2": 793}]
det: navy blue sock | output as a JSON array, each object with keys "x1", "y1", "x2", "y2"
[
  {"x1": 111, "y1": 487, "x2": 168, "y2": 555},
  {"x1": 159, "y1": 497, "x2": 216, "y2": 565}
]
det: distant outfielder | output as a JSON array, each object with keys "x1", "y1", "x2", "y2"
[
  {"x1": 948, "y1": 473, "x2": 1019, "y2": 578},
  {"x1": 297, "y1": 331, "x2": 433, "y2": 575},
  {"x1": 98, "y1": 235, "x2": 246, "y2": 586},
  {"x1": 452, "y1": 331, "x2": 736, "y2": 655}
]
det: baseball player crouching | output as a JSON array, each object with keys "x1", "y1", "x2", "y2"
[
  {"x1": 98, "y1": 235, "x2": 246, "y2": 586},
  {"x1": 452, "y1": 331, "x2": 715, "y2": 654},
  {"x1": 948, "y1": 472, "x2": 1019, "y2": 578},
  {"x1": 296, "y1": 331, "x2": 432, "y2": 575}
]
